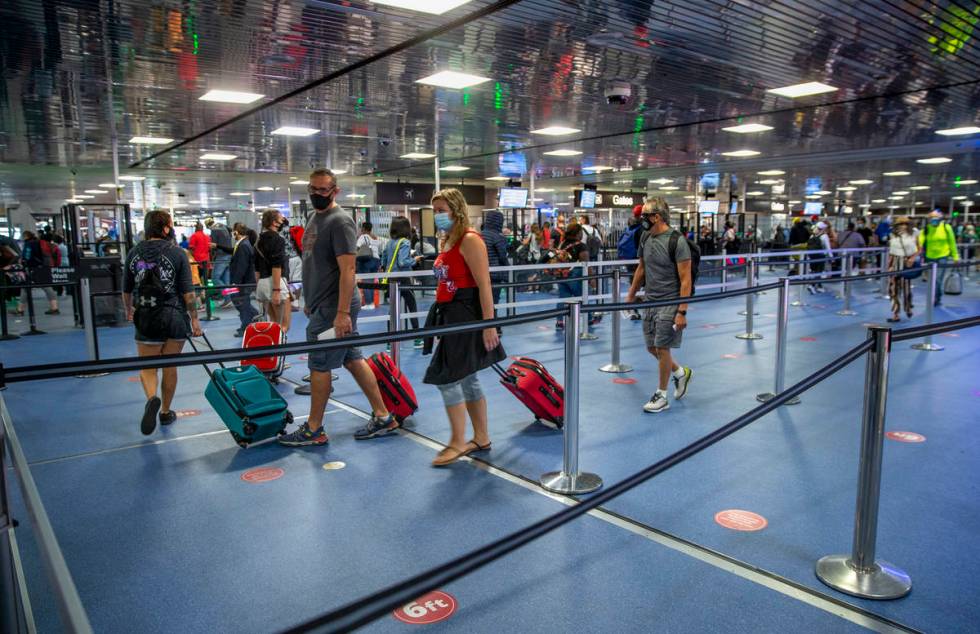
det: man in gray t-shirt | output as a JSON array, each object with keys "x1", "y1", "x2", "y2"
[
  {"x1": 626, "y1": 198, "x2": 695, "y2": 414},
  {"x1": 278, "y1": 168, "x2": 395, "y2": 449}
]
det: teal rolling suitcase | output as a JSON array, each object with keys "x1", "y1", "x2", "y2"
[{"x1": 192, "y1": 335, "x2": 293, "y2": 448}]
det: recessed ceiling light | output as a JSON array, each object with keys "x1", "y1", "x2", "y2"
[
  {"x1": 909, "y1": 185, "x2": 929, "y2": 190},
  {"x1": 84, "y1": 189, "x2": 108, "y2": 194},
  {"x1": 416, "y1": 71, "x2": 491, "y2": 89},
  {"x1": 199, "y1": 89, "x2": 264, "y2": 104},
  {"x1": 129, "y1": 136, "x2": 174, "y2": 145},
  {"x1": 210, "y1": 196, "x2": 224, "y2": 200},
  {"x1": 543, "y1": 149, "x2": 582, "y2": 157},
  {"x1": 98, "y1": 183, "x2": 121, "y2": 188},
  {"x1": 486, "y1": 176, "x2": 510, "y2": 181},
  {"x1": 371, "y1": 0, "x2": 473, "y2": 15},
  {"x1": 837, "y1": 186, "x2": 856, "y2": 191},
  {"x1": 684, "y1": 195, "x2": 696, "y2": 200},
  {"x1": 535, "y1": 188, "x2": 555, "y2": 192},
  {"x1": 582, "y1": 165, "x2": 614, "y2": 172},
  {"x1": 721, "y1": 123, "x2": 774, "y2": 133},
  {"x1": 660, "y1": 186, "x2": 679, "y2": 191},
  {"x1": 721, "y1": 150, "x2": 761, "y2": 157},
  {"x1": 531, "y1": 126, "x2": 581, "y2": 136},
  {"x1": 766, "y1": 82, "x2": 837, "y2": 98},
  {"x1": 651, "y1": 178, "x2": 673, "y2": 184},
  {"x1": 952, "y1": 195, "x2": 968, "y2": 200},
  {"x1": 788, "y1": 200, "x2": 801, "y2": 204},
  {"x1": 892, "y1": 190, "x2": 910, "y2": 195},
  {"x1": 439, "y1": 165, "x2": 469, "y2": 172},
  {"x1": 329, "y1": 169, "x2": 348, "y2": 176},
  {"x1": 849, "y1": 179, "x2": 874, "y2": 185},
  {"x1": 956, "y1": 179, "x2": 978, "y2": 185},
  {"x1": 882, "y1": 171, "x2": 911, "y2": 176},
  {"x1": 758, "y1": 179, "x2": 781, "y2": 185},
  {"x1": 200, "y1": 153, "x2": 238, "y2": 161},
  {"x1": 257, "y1": 186, "x2": 274, "y2": 191},
  {"x1": 936, "y1": 126, "x2": 980, "y2": 136},
  {"x1": 872, "y1": 199, "x2": 887, "y2": 203},
  {"x1": 814, "y1": 190, "x2": 832, "y2": 195},
  {"x1": 889, "y1": 195, "x2": 905, "y2": 199},
  {"x1": 119, "y1": 175, "x2": 146, "y2": 181},
  {"x1": 400, "y1": 152, "x2": 436, "y2": 160},
  {"x1": 916, "y1": 157, "x2": 952, "y2": 164},
  {"x1": 65, "y1": 198, "x2": 82, "y2": 203},
  {"x1": 229, "y1": 192, "x2": 250, "y2": 197},
  {"x1": 271, "y1": 126, "x2": 319, "y2": 137},
  {"x1": 746, "y1": 190, "x2": 765, "y2": 195},
  {"x1": 290, "y1": 179, "x2": 308, "y2": 185},
  {"x1": 757, "y1": 170, "x2": 785, "y2": 175},
  {"x1": 188, "y1": 200, "x2": 202, "y2": 204},
  {"x1": 915, "y1": 201, "x2": 925, "y2": 205},
  {"x1": 75, "y1": 195, "x2": 94, "y2": 199},
  {"x1": 806, "y1": 194, "x2": 822, "y2": 199}
]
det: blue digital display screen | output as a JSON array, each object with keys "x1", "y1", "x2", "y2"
[
  {"x1": 701, "y1": 172, "x2": 720, "y2": 191},
  {"x1": 805, "y1": 178, "x2": 822, "y2": 195},
  {"x1": 498, "y1": 151, "x2": 527, "y2": 177}
]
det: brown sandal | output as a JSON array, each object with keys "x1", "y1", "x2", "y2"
[
  {"x1": 431, "y1": 446, "x2": 467, "y2": 467},
  {"x1": 462, "y1": 440, "x2": 492, "y2": 456}
]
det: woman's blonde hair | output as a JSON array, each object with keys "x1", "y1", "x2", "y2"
[{"x1": 431, "y1": 188, "x2": 470, "y2": 249}]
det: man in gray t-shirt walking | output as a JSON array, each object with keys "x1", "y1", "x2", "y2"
[
  {"x1": 278, "y1": 168, "x2": 395, "y2": 447},
  {"x1": 626, "y1": 198, "x2": 694, "y2": 414}
]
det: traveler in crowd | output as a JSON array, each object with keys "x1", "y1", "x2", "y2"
[
  {"x1": 918, "y1": 209, "x2": 959, "y2": 306},
  {"x1": 255, "y1": 209, "x2": 292, "y2": 332},
  {"x1": 279, "y1": 168, "x2": 395, "y2": 447},
  {"x1": 698, "y1": 224, "x2": 716, "y2": 256},
  {"x1": 381, "y1": 216, "x2": 424, "y2": 349},
  {"x1": 963, "y1": 222, "x2": 976, "y2": 265},
  {"x1": 721, "y1": 221, "x2": 737, "y2": 253},
  {"x1": 188, "y1": 222, "x2": 211, "y2": 283},
  {"x1": 856, "y1": 218, "x2": 874, "y2": 246},
  {"x1": 423, "y1": 188, "x2": 505, "y2": 466},
  {"x1": 521, "y1": 224, "x2": 543, "y2": 263},
  {"x1": 541, "y1": 221, "x2": 554, "y2": 250},
  {"x1": 18, "y1": 230, "x2": 60, "y2": 315},
  {"x1": 229, "y1": 223, "x2": 259, "y2": 337},
  {"x1": 620, "y1": 205, "x2": 646, "y2": 320},
  {"x1": 205, "y1": 218, "x2": 233, "y2": 290},
  {"x1": 886, "y1": 216, "x2": 919, "y2": 323},
  {"x1": 806, "y1": 221, "x2": 832, "y2": 294},
  {"x1": 354, "y1": 222, "x2": 383, "y2": 306},
  {"x1": 551, "y1": 222, "x2": 590, "y2": 330},
  {"x1": 625, "y1": 198, "x2": 694, "y2": 414},
  {"x1": 178, "y1": 234, "x2": 189, "y2": 250},
  {"x1": 481, "y1": 209, "x2": 509, "y2": 306},
  {"x1": 875, "y1": 216, "x2": 891, "y2": 246},
  {"x1": 836, "y1": 222, "x2": 867, "y2": 250},
  {"x1": 286, "y1": 219, "x2": 304, "y2": 308},
  {"x1": 580, "y1": 214, "x2": 602, "y2": 260},
  {"x1": 122, "y1": 211, "x2": 202, "y2": 435},
  {"x1": 51, "y1": 234, "x2": 70, "y2": 296}
]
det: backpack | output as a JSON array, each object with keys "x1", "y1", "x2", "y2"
[
  {"x1": 806, "y1": 235, "x2": 823, "y2": 251},
  {"x1": 668, "y1": 231, "x2": 700, "y2": 294},
  {"x1": 583, "y1": 225, "x2": 601, "y2": 259},
  {"x1": 355, "y1": 235, "x2": 373, "y2": 258},
  {"x1": 133, "y1": 256, "x2": 182, "y2": 340},
  {"x1": 289, "y1": 226, "x2": 304, "y2": 254},
  {"x1": 617, "y1": 224, "x2": 643, "y2": 259},
  {"x1": 39, "y1": 240, "x2": 59, "y2": 267}
]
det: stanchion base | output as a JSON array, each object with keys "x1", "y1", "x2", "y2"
[
  {"x1": 0, "y1": 334, "x2": 19, "y2": 341},
  {"x1": 790, "y1": 301, "x2": 806, "y2": 307},
  {"x1": 836, "y1": 310, "x2": 858, "y2": 316},
  {"x1": 21, "y1": 329, "x2": 46, "y2": 336},
  {"x1": 737, "y1": 311, "x2": 760, "y2": 316},
  {"x1": 735, "y1": 333, "x2": 763, "y2": 340},
  {"x1": 910, "y1": 343, "x2": 944, "y2": 351},
  {"x1": 815, "y1": 555, "x2": 911, "y2": 600},
  {"x1": 76, "y1": 372, "x2": 110, "y2": 379},
  {"x1": 539, "y1": 471, "x2": 603, "y2": 495},
  {"x1": 875, "y1": 295, "x2": 890, "y2": 300},
  {"x1": 579, "y1": 333, "x2": 599, "y2": 341},
  {"x1": 598, "y1": 363, "x2": 633, "y2": 374},
  {"x1": 294, "y1": 384, "x2": 312, "y2": 395},
  {"x1": 756, "y1": 392, "x2": 801, "y2": 405},
  {"x1": 200, "y1": 316, "x2": 221, "y2": 321}
]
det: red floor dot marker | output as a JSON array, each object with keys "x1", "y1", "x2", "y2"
[
  {"x1": 299, "y1": 355, "x2": 309, "y2": 361},
  {"x1": 536, "y1": 325, "x2": 551, "y2": 331},
  {"x1": 613, "y1": 378, "x2": 637, "y2": 385},
  {"x1": 701, "y1": 324, "x2": 718, "y2": 329},
  {"x1": 715, "y1": 509, "x2": 768, "y2": 532},
  {"x1": 393, "y1": 591, "x2": 457, "y2": 625},
  {"x1": 175, "y1": 409, "x2": 201, "y2": 418},
  {"x1": 127, "y1": 376, "x2": 140, "y2": 382},
  {"x1": 721, "y1": 354, "x2": 739, "y2": 360},
  {"x1": 800, "y1": 336, "x2": 817, "y2": 342},
  {"x1": 941, "y1": 333, "x2": 960, "y2": 338},
  {"x1": 241, "y1": 467, "x2": 285, "y2": 483},
  {"x1": 886, "y1": 431, "x2": 926, "y2": 443}
]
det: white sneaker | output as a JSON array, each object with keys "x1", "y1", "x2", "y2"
[
  {"x1": 673, "y1": 367, "x2": 693, "y2": 400},
  {"x1": 643, "y1": 393, "x2": 670, "y2": 413}
]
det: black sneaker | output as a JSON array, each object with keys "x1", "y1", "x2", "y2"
[
  {"x1": 159, "y1": 410, "x2": 177, "y2": 426},
  {"x1": 141, "y1": 396, "x2": 161, "y2": 435}
]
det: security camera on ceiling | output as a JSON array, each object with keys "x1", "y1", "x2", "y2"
[{"x1": 604, "y1": 80, "x2": 632, "y2": 106}]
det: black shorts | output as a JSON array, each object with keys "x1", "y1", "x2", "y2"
[{"x1": 134, "y1": 306, "x2": 190, "y2": 345}]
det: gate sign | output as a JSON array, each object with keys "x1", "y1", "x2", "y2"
[
  {"x1": 573, "y1": 190, "x2": 644, "y2": 208},
  {"x1": 50, "y1": 267, "x2": 77, "y2": 284}
]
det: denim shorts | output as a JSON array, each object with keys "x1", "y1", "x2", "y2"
[{"x1": 306, "y1": 303, "x2": 363, "y2": 372}]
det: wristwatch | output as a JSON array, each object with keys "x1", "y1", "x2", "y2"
[{"x1": 678, "y1": 310, "x2": 687, "y2": 316}]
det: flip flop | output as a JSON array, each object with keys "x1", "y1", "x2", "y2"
[
  {"x1": 431, "y1": 446, "x2": 467, "y2": 467},
  {"x1": 461, "y1": 440, "x2": 492, "y2": 456}
]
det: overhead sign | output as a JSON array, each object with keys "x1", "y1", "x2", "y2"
[
  {"x1": 573, "y1": 190, "x2": 643, "y2": 208},
  {"x1": 375, "y1": 183, "x2": 485, "y2": 206}
]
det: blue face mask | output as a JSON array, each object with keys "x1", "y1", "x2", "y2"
[
  {"x1": 434, "y1": 212, "x2": 453, "y2": 232},
  {"x1": 930, "y1": 219, "x2": 940, "y2": 226}
]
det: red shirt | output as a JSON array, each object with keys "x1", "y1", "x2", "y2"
[
  {"x1": 188, "y1": 230, "x2": 211, "y2": 265},
  {"x1": 434, "y1": 231, "x2": 479, "y2": 303}
]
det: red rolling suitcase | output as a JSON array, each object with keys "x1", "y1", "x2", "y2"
[
  {"x1": 493, "y1": 357, "x2": 564, "y2": 428},
  {"x1": 367, "y1": 352, "x2": 418, "y2": 423},
  {"x1": 240, "y1": 321, "x2": 286, "y2": 381}
]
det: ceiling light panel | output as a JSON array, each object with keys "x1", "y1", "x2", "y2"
[
  {"x1": 543, "y1": 149, "x2": 582, "y2": 156},
  {"x1": 229, "y1": 192, "x2": 250, "y2": 196},
  {"x1": 257, "y1": 186, "x2": 274, "y2": 191},
  {"x1": 882, "y1": 171, "x2": 911, "y2": 176},
  {"x1": 200, "y1": 153, "x2": 238, "y2": 161},
  {"x1": 199, "y1": 90, "x2": 264, "y2": 104},
  {"x1": 486, "y1": 176, "x2": 510, "y2": 181},
  {"x1": 582, "y1": 165, "x2": 614, "y2": 172},
  {"x1": 400, "y1": 152, "x2": 436, "y2": 160},
  {"x1": 416, "y1": 71, "x2": 491, "y2": 89},
  {"x1": 271, "y1": 126, "x2": 319, "y2": 137},
  {"x1": 758, "y1": 170, "x2": 785, "y2": 175},
  {"x1": 439, "y1": 165, "x2": 469, "y2": 171},
  {"x1": 98, "y1": 183, "x2": 121, "y2": 188},
  {"x1": 720, "y1": 150, "x2": 761, "y2": 157},
  {"x1": 909, "y1": 185, "x2": 929, "y2": 190},
  {"x1": 767, "y1": 82, "x2": 837, "y2": 98},
  {"x1": 916, "y1": 157, "x2": 952, "y2": 164},
  {"x1": 849, "y1": 179, "x2": 874, "y2": 185},
  {"x1": 119, "y1": 175, "x2": 146, "y2": 181},
  {"x1": 371, "y1": 0, "x2": 473, "y2": 14},
  {"x1": 935, "y1": 126, "x2": 980, "y2": 136},
  {"x1": 129, "y1": 136, "x2": 174, "y2": 144},
  {"x1": 955, "y1": 179, "x2": 978, "y2": 185},
  {"x1": 531, "y1": 126, "x2": 581, "y2": 136},
  {"x1": 721, "y1": 123, "x2": 774, "y2": 133}
]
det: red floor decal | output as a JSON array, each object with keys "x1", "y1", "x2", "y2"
[
  {"x1": 886, "y1": 431, "x2": 926, "y2": 443},
  {"x1": 127, "y1": 376, "x2": 140, "y2": 382},
  {"x1": 299, "y1": 355, "x2": 308, "y2": 361},
  {"x1": 715, "y1": 509, "x2": 768, "y2": 531},
  {"x1": 393, "y1": 591, "x2": 457, "y2": 625},
  {"x1": 701, "y1": 324, "x2": 718, "y2": 329},
  {"x1": 613, "y1": 378, "x2": 637, "y2": 385},
  {"x1": 175, "y1": 409, "x2": 201, "y2": 418},
  {"x1": 941, "y1": 333, "x2": 960, "y2": 338},
  {"x1": 721, "y1": 354, "x2": 740, "y2": 359},
  {"x1": 799, "y1": 336, "x2": 817, "y2": 342},
  {"x1": 241, "y1": 467, "x2": 285, "y2": 483}
]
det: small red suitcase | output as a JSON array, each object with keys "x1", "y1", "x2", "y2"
[
  {"x1": 367, "y1": 352, "x2": 418, "y2": 423},
  {"x1": 493, "y1": 357, "x2": 564, "y2": 428},
  {"x1": 240, "y1": 321, "x2": 286, "y2": 380}
]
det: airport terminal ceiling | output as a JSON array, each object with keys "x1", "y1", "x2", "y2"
[{"x1": 1, "y1": 0, "x2": 979, "y2": 213}]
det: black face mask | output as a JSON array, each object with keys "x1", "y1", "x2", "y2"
[
  {"x1": 279, "y1": 218, "x2": 289, "y2": 229},
  {"x1": 310, "y1": 193, "x2": 333, "y2": 210},
  {"x1": 641, "y1": 217, "x2": 653, "y2": 231}
]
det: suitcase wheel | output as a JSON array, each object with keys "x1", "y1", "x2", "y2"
[
  {"x1": 283, "y1": 411, "x2": 294, "y2": 425},
  {"x1": 243, "y1": 421, "x2": 258, "y2": 436},
  {"x1": 231, "y1": 431, "x2": 249, "y2": 449}
]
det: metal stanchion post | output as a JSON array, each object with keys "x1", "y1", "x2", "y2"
[
  {"x1": 736, "y1": 259, "x2": 762, "y2": 340},
  {"x1": 22, "y1": 283, "x2": 44, "y2": 336},
  {"x1": 837, "y1": 254, "x2": 857, "y2": 316},
  {"x1": 541, "y1": 301, "x2": 602, "y2": 495},
  {"x1": 876, "y1": 251, "x2": 890, "y2": 299},
  {"x1": 791, "y1": 257, "x2": 807, "y2": 307},
  {"x1": 506, "y1": 269, "x2": 515, "y2": 317},
  {"x1": 0, "y1": 278, "x2": 18, "y2": 341},
  {"x1": 721, "y1": 249, "x2": 728, "y2": 291},
  {"x1": 911, "y1": 262, "x2": 943, "y2": 351},
  {"x1": 599, "y1": 269, "x2": 632, "y2": 373},
  {"x1": 816, "y1": 326, "x2": 911, "y2": 599},
  {"x1": 579, "y1": 264, "x2": 597, "y2": 341},
  {"x1": 756, "y1": 278, "x2": 799, "y2": 405},
  {"x1": 755, "y1": 249, "x2": 767, "y2": 294},
  {"x1": 389, "y1": 280, "x2": 401, "y2": 368},
  {"x1": 738, "y1": 258, "x2": 759, "y2": 316},
  {"x1": 76, "y1": 279, "x2": 108, "y2": 378}
]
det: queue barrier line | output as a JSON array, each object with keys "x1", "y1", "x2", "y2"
[
  {"x1": 282, "y1": 338, "x2": 876, "y2": 634},
  {"x1": 0, "y1": 396, "x2": 94, "y2": 634}
]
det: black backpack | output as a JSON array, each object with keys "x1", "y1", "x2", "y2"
[
  {"x1": 133, "y1": 257, "x2": 182, "y2": 340},
  {"x1": 669, "y1": 230, "x2": 700, "y2": 294}
]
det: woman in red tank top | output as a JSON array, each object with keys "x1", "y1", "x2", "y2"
[{"x1": 422, "y1": 188, "x2": 505, "y2": 466}]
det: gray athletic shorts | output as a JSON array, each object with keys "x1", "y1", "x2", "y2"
[
  {"x1": 643, "y1": 305, "x2": 683, "y2": 349},
  {"x1": 306, "y1": 302, "x2": 363, "y2": 372}
]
